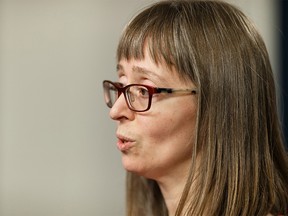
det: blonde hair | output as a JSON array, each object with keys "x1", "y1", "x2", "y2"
[{"x1": 117, "y1": 0, "x2": 288, "y2": 215}]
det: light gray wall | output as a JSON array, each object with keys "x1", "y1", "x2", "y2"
[{"x1": 0, "y1": 0, "x2": 279, "y2": 215}]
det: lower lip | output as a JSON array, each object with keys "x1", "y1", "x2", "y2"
[{"x1": 117, "y1": 139, "x2": 134, "y2": 151}]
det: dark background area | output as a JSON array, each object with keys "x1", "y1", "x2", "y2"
[{"x1": 281, "y1": 1, "x2": 288, "y2": 150}]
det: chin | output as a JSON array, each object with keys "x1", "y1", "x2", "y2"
[
  {"x1": 121, "y1": 155, "x2": 146, "y2": 176},
  {"x1": 122, "y1": 159, "x2": 160, "y2": 180}
]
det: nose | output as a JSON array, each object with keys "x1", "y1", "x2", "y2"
[{"x1": 109, "y1": 93, "x2": 135, "y2": 121}]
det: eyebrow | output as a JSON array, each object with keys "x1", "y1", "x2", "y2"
[
  {"x1": 116, "y1": 64, "x2": 122, "y2": 72},
  {"x1": 117, "y1": 63, "x2": 166, "y2": 84}
]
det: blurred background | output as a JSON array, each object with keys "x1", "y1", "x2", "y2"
[{"x1": 0, "y1": 0, "x2": 285, "y2": 215}]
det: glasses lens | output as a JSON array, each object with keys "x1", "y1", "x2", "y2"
[
  {"x1": 126, "y1": 85, "x2": 150, "y2": 111},
  {"x1": 103, "y1": 81, "x2": 118, "y2": 108}
]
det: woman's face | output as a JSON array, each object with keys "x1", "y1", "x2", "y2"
[{"x1": 110, "y1": 49, "x2": 198, "y2": 181}]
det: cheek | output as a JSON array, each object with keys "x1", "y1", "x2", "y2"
[
  {"x1": 143, "y1": 109, "x2": 174, "y2": 132},
  {"x1": 141, "y1": 108, "x2": 197, "y2": 147}
]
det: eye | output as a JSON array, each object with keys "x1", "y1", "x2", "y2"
[{"x1": 136, "y1": 86, "x2": 149, "y2": 97}]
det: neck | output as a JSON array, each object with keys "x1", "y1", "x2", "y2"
[
  {"x1": 156, "y1": 165, "x2": 192, "y2": 216},
  {"x1": 157, "y1": 178, "x2": 184, "y2": 216},
  {"x1": 155, "y1": 157, "x2": 199, "y2": 216}
]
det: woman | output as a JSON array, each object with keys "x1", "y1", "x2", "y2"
[{"x1": 102, "y1": 0, "x2": 288, "y2": 215}]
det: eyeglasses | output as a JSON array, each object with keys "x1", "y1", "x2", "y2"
[{"x1": 103, "y1": 80, "x2": 197, "y2": 112}]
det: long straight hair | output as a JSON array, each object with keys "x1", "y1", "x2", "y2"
[{"x1": 117, "y1": 1, "x2": 288, "y2": 215}]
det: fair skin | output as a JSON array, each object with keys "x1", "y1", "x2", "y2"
[{"x1": 109, "y1": 48, "x2": 197, "y2": 216}]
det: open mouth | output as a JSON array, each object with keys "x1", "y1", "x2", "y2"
[{"x1": 116, "y1": 134, "x2": 134, "y2": 151}]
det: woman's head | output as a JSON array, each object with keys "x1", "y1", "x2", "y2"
[
  {"x1": 117, "y1": 0, "x2": 278, "y2": 156},
  {"x1": 113, "y1": 0, "x2": 288, "y2": 215}
]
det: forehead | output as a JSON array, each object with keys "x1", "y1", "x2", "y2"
[{"x1": 117, "y1": 56, "x2": 194, "y2": 88}]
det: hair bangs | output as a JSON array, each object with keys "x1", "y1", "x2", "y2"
[{"x1": 116, "y1": 5, "x2": 179, "y2": 69}]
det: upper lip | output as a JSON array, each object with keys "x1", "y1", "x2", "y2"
[{"x1": 116, "y1": 133, "x2": 134, "y2": 142}]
